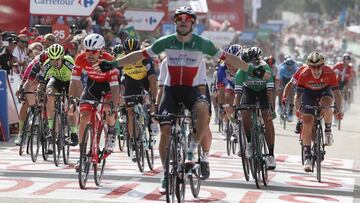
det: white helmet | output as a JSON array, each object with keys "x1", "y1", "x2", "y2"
[{"x1": 84, "y1": 34, "x2": 105, "y2": 50}]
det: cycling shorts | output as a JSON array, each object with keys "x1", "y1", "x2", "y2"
[
  {"x1": 46, "y1": 77, "x2": 70, "y2": 94},
  {"x1": 158, "y1": 85, "x2": 208, "y2": 125},
  {"x1": 123, "y1": 75, "x2": 150, "y2": 107},
  {"x1": 240, "y1": 87, "x2": 269, "y2": 108},
  {"x1": 80, "y1": 78, "x2": 111, "y2": 112},
  {"x1": 300, "y1": 86, "x2": 333, "y2": 115}
]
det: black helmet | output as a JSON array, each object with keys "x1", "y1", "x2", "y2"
[
  {"x1": 122, "y1": 38, "x2": 140, "y2": 53},
  {"x1": 343, "y1": 53, "x2": 351, "y2": 61},
  {"x1": 242, "y1": 47, "x2": 263, "y2": 64},
  {"x1": 264, "y1": 55, "x2": 276, "y2": 66},
  {"x1": 174, "y1": 6, "x2": 197, "y2": 22}
]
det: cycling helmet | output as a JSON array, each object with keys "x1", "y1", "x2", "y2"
[
  {"x1": 242, "y1": 47, "x2": 263, "y2": 63},
  {"x1": 47, "y1": 44, "x2": 64, "y2": 60},
  {"x1": 174, "y1": 6, "x2": 197, "y2": 22},
  {"x1": 84, "y1": 33, "x2": 105, "y2": 50},
  {"x1": 343, "y1": 53, "x2": 351, "y2": 61},
  {"x1": 306, "y1": 51, "x2": 325, "y2": 66},
  {"x1": 285, "y1": 58, "x2": 295, "y2": 66},
  {"x1": 225, "y1": 44, "x2": 243, "y2": 57},
  {"x1": 264, "y1": 55, "x2": 276, "y2": 66},
  {"x1": 122, "y1": 38, "x2": 140, "y2": 53}
]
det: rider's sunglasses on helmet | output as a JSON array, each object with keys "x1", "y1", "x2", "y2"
[
  {"x1": 85, "y1": 49, "x2": 100, "y2": 54},
  {"x1": 175, "y1": 14, "x2": 193, "y2": 23}
]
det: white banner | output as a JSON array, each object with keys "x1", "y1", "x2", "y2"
[
  {"x1": 30, "y1": 0, "x2": 99, "y2": 16},
  {"x1": 124, "y1": 10, "x2": 165, "y2": 32},
  {"x1": 201, "y1": 31, "x2": 237, "y2": 48},
  {"x1": 168, "y1": 0, "x2": 208, "y2": 12}
]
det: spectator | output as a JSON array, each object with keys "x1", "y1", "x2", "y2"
[
  {"x1": 0, "y1": 37, "x2": 16, "y2": 74},
  {"x1": 12, "y1": 34, "x2": 29, "y2": 73},
  {"x1": 43, "y1": 33, "x2": 56, "y2": 49},
  {"x1": 28, "y1": 42, "x2": 44, "y2": 60}
]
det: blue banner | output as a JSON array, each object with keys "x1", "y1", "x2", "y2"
[
  {"x1": 0, "y1": 70, "x2": 9, "y2": 141},
  {"x1": 259, "y1": 23, "x2": 283, "y2": 33}
]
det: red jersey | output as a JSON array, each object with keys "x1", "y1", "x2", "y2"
[
  {"x1": 297, "y1": 65, "x2": 338, "y2": 91},
  {"x1": 332, "y1": 62, "x2": 353, "y2": 82},
  {"x1": 290, "y1": 66, "x2": 306, "y2": 85},
  {"x1": 72, "y1": 52, "x2": 119, "y2": 87}
]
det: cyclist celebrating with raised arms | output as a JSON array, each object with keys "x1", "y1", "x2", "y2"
[
  {"x1": 69, "y1": 34, "x2": 120, "y2": 170},
  {"x1": 295, "y1": 52, "x2": 343, "y2": 172},
  {"x1": 99, "y1": 6, "x2": 270, "y2": 193}
]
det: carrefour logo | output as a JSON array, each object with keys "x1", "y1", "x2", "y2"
[
  {"x1": 145, "y1": 17, "x2": 157, "y2": 25},
  {"x1": 34, "y1": 0, "x2": 76, "y2": 5},
  {"x1": 78, "y1": 0, "x2": 95, "y2": 7}
]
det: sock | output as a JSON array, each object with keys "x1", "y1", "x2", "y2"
[
  {"x1": 70, "y1": 125, "x2": 77, "y2": 134},
  {"x1": 303, "y1": 145, "x2": 311, "y2": 159},
  {"x1": 325, "y1": 123, "x2": 331, "y2": 132},
  {"x1": 201, "y1": 151, "x2": 209, "y2": 162},
  {"x1": 18, "y1": 120, "x2": 24, "y2": 132},
  {"x1": 268, "y1": 144, "x2": 274, "y2": 157},
  {"x1": 188, "y1": 140, "x2": 199, "y2": 153},
  {"x1": 48, "y1": 119, "x2": 54, "y2": 129}
]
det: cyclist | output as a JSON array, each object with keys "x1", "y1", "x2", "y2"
[
  {"x1": 99, "y1": 6, "x2": 270, "y2": 193},
  {"x1": 120, "y1": 38, "x2": 158, "y2": 160},
  {"x1": 295, "y1": 52, "x2": 343, "y2": 172},
  {"x1": 234, "y1": 47, "x2": 277, "y2": 170},
  {"x1": 217, "y1": 44, "x2": 243, "y2": 139},
  {"x1": 277, "y1": 57, "x2": 298, "y2": 122},
  {"x1": 69, "y1": 34, "x2": 120, "y2": 169},
  {"x1": 14, "y1": 51, "x2": 48, "y2": 145},
  {"x1": 36, "y1": 44, "x2": 79, "y2": 152},
  {"x1": 332, "y1": 53, "x2": 353, "y2": 110}
]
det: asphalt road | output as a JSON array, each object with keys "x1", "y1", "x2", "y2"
[{"x1": 0, "y1": 88, "x2": 359, "y2": 203}]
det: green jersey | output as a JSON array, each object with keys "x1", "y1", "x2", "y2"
[
  {"x1": 37, "y1": 55, "x2": 74, "y2": 82},
  {"x1": 234, "y1": 62, "x2": 274, "y2": 93}
]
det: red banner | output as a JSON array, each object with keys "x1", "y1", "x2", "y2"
[{"x1": 207, "y1": 0, "x2": 244, "y2": 31}]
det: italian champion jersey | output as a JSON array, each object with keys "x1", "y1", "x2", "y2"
[{"x1": 142, "y1": 33, "x2": 225, "y2": 87}]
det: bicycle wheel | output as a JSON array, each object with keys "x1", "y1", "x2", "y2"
[
  {"x1": 232, "y1": 132, "x2": 238, "y2": 155},
  {"x1": 260, "y1": 134, "x2": 269, "y2": 186},
  {"x1": 316, "y1": 127, "x2": 322, "y2": 182},
  {"x1": 30, "y1": 112, "x2": 40, "y2": 163},
  {"x1": 226, "y1": 121, "x2": 232, "y2": 156},
  {"x1": 62, "y1": 116, "x2": 70, "y2": 165},
  {"x1": 146, "y1": 134, "x2": 154, "y2": 171},
  {"x1": 189, "y1": 145, "x2": 201, "y2": 198},
  {"x1": 165, "y1": 137, "x2": 178, "y2": 203},
  {"x1": 19, "y1": 109, "x2": 32, "y2": 156},
  {"x1": 218, "y1": 117, "x2": 223, "y2": 133},
  {"x1": 41, "y1": 118, "x2": 49, "y2": 161},
  {"x1": 94, "y1": 122, "x2": 107, "y2": 186},
  {"x1": 249, "y1": 128, "x2": 260, "y2": 189},
  {"x1": 117, "y1": 121, "x2": 126, "y2": 152},
  {"x1": 133, "y1": 116, "x2": 145, "y2": 172},
  {"x1": 238, "y1": 122, "x2": 250, "y2": 181},
  {"x1": 78, "y1": 123, "x2": 93, "y2": 189},
  {"x1": 52, "y1": 111, "x2": 61, "y2": 167}
]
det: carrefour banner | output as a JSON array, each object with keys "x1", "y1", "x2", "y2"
[{"x1": 30, "y1": 0, "x2": 99, "y2": 16}]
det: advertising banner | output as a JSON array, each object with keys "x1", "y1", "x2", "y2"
[
  {"x1": 30, "y1": 0, "x2": 99, "y2": 16},
  {"x1": 0, "y1": 70, "x2": 9, "y2": 141},
  {"x1": 124, "y1": 10, "x2": 165, "y2": 32}
]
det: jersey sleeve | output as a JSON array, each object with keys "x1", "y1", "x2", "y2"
[
  {"x1": 144, "y1": 58, "x2": 156, "y2": 76},
  {"x1": 158, "y1": 59, "x2": 168, "y2": 86},
  {"x1": 107, "y1": 69, "x2": 120, "y2": 87},
  {"x1": 328, "y1": 70, "x2": 339, "y2": 90},
  {"x1": 234, "y1": 69, "x2": 247, "y2": 94},
  {"x1": 216, "y1": 65, "x2": 226, "y2": 88},
  {"x1": 201, "y1": 37, "x2": 225, "y2": 59},
  {"x1": 72, "y1": 55, "x2": 83, "y2": 81},
  {"x1": 143, "y1": 36, "x2": 168, "y2": 57},
  {"x1": 265, "y1": 65, "x2": 275, "y2": 90}
]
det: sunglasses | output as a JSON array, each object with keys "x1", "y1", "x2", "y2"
[
  {"x1": 85, "y1": 49, "x2": 100, "y2": 54},
  {"x1": 309, "y1": 65, "x2": 322, "y2": 69},
  {"x1": 175, "y1": 14, "x2": 193, "y2": 22},
  {"x1": 19, "y1": 40, "x2": 28, "y2": 44}
]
